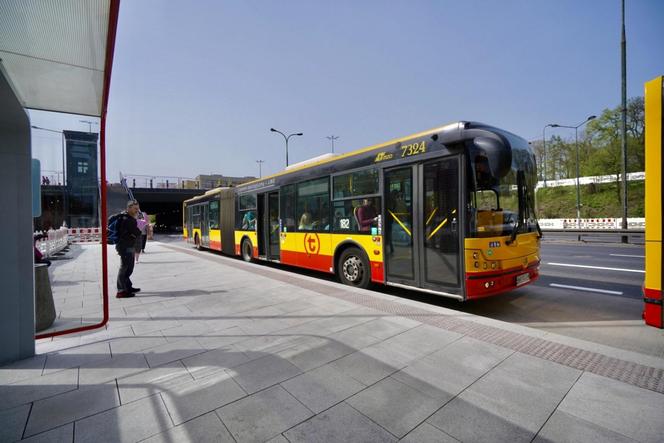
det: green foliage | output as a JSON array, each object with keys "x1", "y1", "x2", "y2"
[
  {"x1": 536, "y1": 181, "x2": 644, "y2": 219},
  {"x1": 536, "y1": 97, "x2": 644, "y2": 213}
]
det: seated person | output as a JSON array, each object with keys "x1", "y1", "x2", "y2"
[
  {"x1": 241, "y1": 211, "x2": 255, "y2": 230},
  {"x1": 356, "y1": 198, "x2": 378, "y2": 233},
  {"x1": 298, "y1": 211, "x2": 312, "y2": 230}
]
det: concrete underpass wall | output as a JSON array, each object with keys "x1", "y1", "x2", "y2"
[{"x1": 0, "y1": 69, "x2": 35, "y2": 364}]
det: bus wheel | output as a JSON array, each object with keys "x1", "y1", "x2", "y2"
[
  {"x1": 338, "y1": 247, "x2": 370, "y2": 289},
  {"x1": 241, "y1": 238, "x2": 253, "y2": 262}
]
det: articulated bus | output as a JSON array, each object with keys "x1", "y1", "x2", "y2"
[{"x1": 183, "y1": 121, "x2": 541, "y2": 300}]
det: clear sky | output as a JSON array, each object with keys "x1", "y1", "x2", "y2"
[{"x1": 29, "y1": 0, "x2": 664, "y2": 181}]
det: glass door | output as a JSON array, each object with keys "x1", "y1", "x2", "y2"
[
  {"x1": 201, "y1": 204, "x2": 210, "y2": 247},
  {"x1": 384, "y1": 157, "x2": 462, "y2": 293},
  {"x1": 267, "y1": 192, "x2": 280, "y2": 259},
  {"x1": 385, "y1": 167, "x2": 416, "y2": 285},
  {"x1": 422, "y1": 158, "x2": 460, "y2": 288}
]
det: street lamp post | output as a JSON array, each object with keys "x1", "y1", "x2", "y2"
[
  {"x1": 270, "y1": 128, "x2": 303, "y2": 167},
  {"x1": 326, "y1": 135, "x2": 339, "y2": 153},
  {"x1": 550, "y1": 115, "x2": 596, "y2": 237},
  {"x1": 31, "y1": 125, "x2": 68, "y2": 226},
  {"x1": 256, "y1": 160, "x2": 265, "y2": 178},
  {"x1": 542, "y1": 124, "x2": 555, "y2": 187}
]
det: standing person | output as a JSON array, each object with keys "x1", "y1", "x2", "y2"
[
  {"x1": 116, "y1": 200, "x2": 142, "y2": 298},
  {"x1": 134, "y1": 210, "x2": 148, "y2": 262},
  {"x1": 140, "y1": 212, "x2": 149, "y2": 252}
]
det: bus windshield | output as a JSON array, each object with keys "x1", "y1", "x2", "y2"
[{"x1": 468, "y1": 130, "x2": 538, "y2": 238}]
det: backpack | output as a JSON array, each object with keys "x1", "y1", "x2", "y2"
[{"x1": 107, "y1": 212, "x2": 126, "y2": 245}]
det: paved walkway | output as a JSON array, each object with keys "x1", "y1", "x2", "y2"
[{"x1": 1, "y1": 239, "x2": 664, "y2": 442}]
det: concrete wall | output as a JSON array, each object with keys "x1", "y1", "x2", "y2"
[{"x1": 0, "y1": 69, "x2": 35, "y2": 364}]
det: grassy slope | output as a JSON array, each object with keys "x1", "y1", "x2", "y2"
[{"x1": 536, "y1": 180, "x2": 644, "y2": 219}]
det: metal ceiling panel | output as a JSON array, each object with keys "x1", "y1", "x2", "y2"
[{"x1": 0, "y1": 0, "x2": 111, "y2": 116}]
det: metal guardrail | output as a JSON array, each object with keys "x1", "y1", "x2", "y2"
[{"x1": 542, "y1": 229, "x2": 644, "y2": 234}]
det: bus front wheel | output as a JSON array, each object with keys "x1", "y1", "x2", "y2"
[
  {"x1": 337, "y1": 247, "x2": 371, "y2": 289},
  {"x1": 241, "y1": 238, "x2": 253, "y2": 262}
]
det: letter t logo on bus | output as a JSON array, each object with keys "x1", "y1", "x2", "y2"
[{"x1": 303, "y1": 233, "x2": 320, "y2": 255}]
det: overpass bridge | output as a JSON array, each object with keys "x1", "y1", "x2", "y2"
[{"x1": 38, "y1": 184, "x2": 205, "y2": 232}]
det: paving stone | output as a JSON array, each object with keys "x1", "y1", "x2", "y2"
[
  {"x1": 0, "y1": 403, "x2": 30, "y2": 442},
  {"x1": 284, "y1": 402, "x2": 397, "y2": 443},
  {"x1": 331, "y1": 350, "x2": 399, "y2": 386},
  {"x1": 400, "y1": 422, "x2": 460, "y2": 443},
  {"x1": 533, "y1": 410, "x2": 637, "y2": 443},
  {"x1": 281, "y1": 363, "x2": 366, "y2": 413},
  {"x1": 380, "y1": 324, "x2": 462, "y2": 359},
  {"x1": 161, "y1": 320, "x2": 213, "y2": 342},
  {"x1": 161, "y1": 370, "x2": 246, "y2": 424},
  {"x1": 109, "y1": 335, "x2": 168, "y2": 355},
  {"x1": 78, "y1": 352, "x2": 150, "y2": 385},
  {"x1": 1, "y1": 368, "x2": 79, "y2": 411},
  {"x1": 0, "y1": 354, "x2": 47, "y2": 385},
  {"x1": 347, "y1": 376, "x2": 444, "y2": 438},
  {"x1": 558, "y1": 372, "x2": 664, "y2": 443},
  {"x1": 74, "y1": 394, "x2": 173, "y2": 443},
  {"x1": 142, "y1": 412, "x2": 234, "y2": 443},
  {"x1": 116, "y1": 360, "x2": 192, "y2": 404},
  {"x1": 19, "y1": 423, "x2": 73, "y2": 443},
  {"x1": 428, "y1": 353, "x2": 581, "y2": 442},
  {"x1": 339, "y1": 317, "x2": 417, "y2": 342},
  {"x1": 427, "y1": 396, "x2": 532, "y2": 443},
  {"x1": 393, "y1": 336, "x2": 513, "y2": 401},
  {"x1": 266, "y1": 435, "x2": 290, "y2": 443},
  {"x1": 42, "y1": 341, "x2": 111, "y2": 374},
  {"x1": 278, "y1": 335, "x2": 356, "y2": 371},
  {"x1": 143, "y1": 337, "x2": 206, "y2": 368},
  {"x1": 230, "y1": 353, "x2": 302, "y2": 394},
  {"x1": 195, "y1": 325, "x2": 250, "y2": 350},
  {"x1": 181, "y1": 344, "x2": 250, "y2": 379},
  {"x1": 313, "y1": 307, "x2": 378, "y2": 333},
  {"x1": 217, "y1": 385, "x2": 313, "y2": 442},
  {"x1": 25, "y1": 383, "x2": 120, "y2": 437}
]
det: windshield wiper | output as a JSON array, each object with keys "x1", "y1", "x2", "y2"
[
  {"x1": 506, "y1": 219, "x2": 522, "y2": 245},
  {"x1": 506, "y1": 170, "x2": 526, "y2": 245}
]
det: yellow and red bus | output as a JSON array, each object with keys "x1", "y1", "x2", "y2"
[{"x1": 184, "y1": 121, "x2": 541, "y2": 300}]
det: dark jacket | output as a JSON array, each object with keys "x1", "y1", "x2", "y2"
[{"x1": 116, "y1": 213, "x2": 141, "y2": 252}]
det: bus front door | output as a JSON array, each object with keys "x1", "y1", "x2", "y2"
[{"x1": 384, "y1": 157, "x2": 461, "y2": 295}]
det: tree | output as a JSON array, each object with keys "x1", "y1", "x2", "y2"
[{"x1": 583, "y1": 96, "x2": 645, "y2": 202}]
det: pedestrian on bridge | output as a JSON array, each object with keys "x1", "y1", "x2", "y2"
[{"x1": 116, "y1": 200, "x2": 142, "y2": 298}]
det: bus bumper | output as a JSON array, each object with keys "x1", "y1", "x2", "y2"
[{"x1": 465, "y1": 262, "x2": 540, "y2": 299}]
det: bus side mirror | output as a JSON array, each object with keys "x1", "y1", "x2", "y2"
[{"x1": 473, "y1": 137, "x2": 512, "y2": 179}]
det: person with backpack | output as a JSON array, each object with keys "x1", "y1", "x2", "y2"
[{"x1": 111, "y1": 200, "x2": 142, "y2": 298}]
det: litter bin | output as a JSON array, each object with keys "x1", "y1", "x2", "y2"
[{"x1": 34, "y1": 263, "x2": 56, "y2": 331}]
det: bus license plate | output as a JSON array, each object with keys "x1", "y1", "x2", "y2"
[{"x1": 516, "y1": 273, "x2": 530, "y2": 286}]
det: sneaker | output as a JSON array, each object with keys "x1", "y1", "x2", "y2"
[
  {"x1": 130, "y1": 287, "x2": 141, "y2": 293},
  {"x1": 116, "y1": 291, "x2": 135, "y2": 298}
]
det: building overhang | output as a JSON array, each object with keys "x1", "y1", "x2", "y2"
[{"x1": 0, "y1": 0, "x2": 120, "y2": 117}]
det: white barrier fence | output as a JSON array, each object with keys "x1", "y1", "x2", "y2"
[
  {"x1": 539, "y1": 218, "x2": 645, "y2": 230},
  {"x1": 68, "y1": 227, "x2": 102, "y2": 243},
  {"x1": 35, "y1": 227, "x2": 69, "y2": 258}
]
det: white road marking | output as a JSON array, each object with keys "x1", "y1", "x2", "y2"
[
  {"x1": 610, "y1": 254, "x2": 645, "y2": 258},
  {"x1": 546, "y1": 262, "x2": 645, "y2": 273},
  {"x1": 549, "y1": 283, "x2": 623, "y2": 295}
]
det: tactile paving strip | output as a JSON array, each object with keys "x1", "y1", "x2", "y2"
[{"x1": 167, "y1": 244, "x2": 664, "y2": 394}]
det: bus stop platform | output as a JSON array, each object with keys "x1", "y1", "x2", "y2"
[{"x1": 2, "y1": 238, "x2": 664, "y2": 442}]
